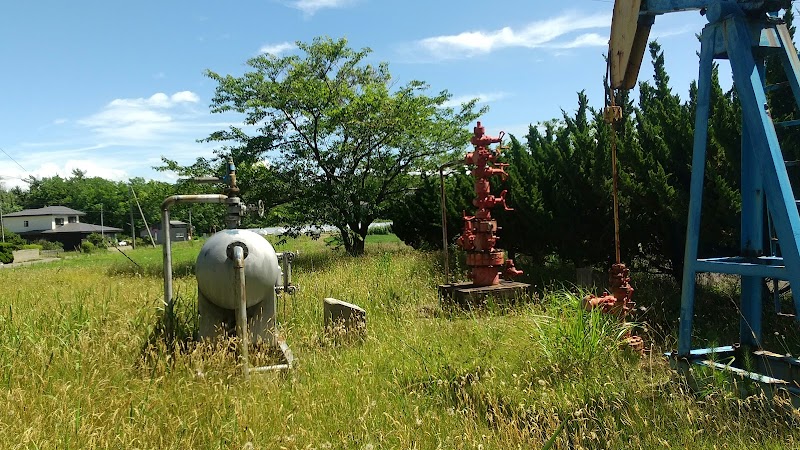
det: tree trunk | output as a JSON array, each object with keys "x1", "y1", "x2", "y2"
[
  {"x1": 339, "y1": 225, "x2": 367, "y2": 256},
  {"x1": 349, "y1": 235, "x2": 366, "y2": 256}
]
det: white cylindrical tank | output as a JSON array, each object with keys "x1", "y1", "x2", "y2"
[{"x1": 195, "y1": 229, "x2": 281, "y2": 310}]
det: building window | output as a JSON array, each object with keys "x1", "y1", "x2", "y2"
[
  {"x1": 68, "y1": 216, "x2": 77, "y2": 223},
  {"x1": 24, "y1": 220, "x2": 29, "y2": 227},
  {"x1": 175, "y1": 233, "x2": 185, "y2": 239},
  {"x1": 55, "y1": 218, "x2": 65, "y2": 226}
]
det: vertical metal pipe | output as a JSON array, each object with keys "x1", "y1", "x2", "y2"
[
  {"x1": 232, "y1": 245, "x2": 250, "y2": 379},
  {"x1": 161, "y1": 194, "x2": 227, "y2": 344},
  {"x1": 440, "y1": 166, "x2": 450, "y2": 284},
  {"x1": 283, "y1": 253, "x2": 293, "y2": 291},
  {"x1": 162, "y1": 208, "x2": 173, "y2": 342},
  {"x1": 438, "y1": 160, "x2": 461, "y2": 284}
]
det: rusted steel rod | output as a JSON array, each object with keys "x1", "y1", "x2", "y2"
[
  {"x1": 611, "y1": 131, "x2": 622, "y2": 265},
  {"x1": 439, "y1": 160, "x2": 461, "y2": 284},
  {"x1": 608, "y1": 87, "x2": 622, "y2": 265}
]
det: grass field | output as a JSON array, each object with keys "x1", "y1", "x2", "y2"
[{"x1": 0, "y1": 235, "x2": 798, "y2": 449}]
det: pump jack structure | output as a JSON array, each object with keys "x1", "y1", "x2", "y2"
[{"x1": 610, "y1": 0, "x2": 799, "y2": 401}]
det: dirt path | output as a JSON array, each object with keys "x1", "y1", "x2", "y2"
[{"x1": 0, "y1": 257, "x2": 62, "y2": 269}]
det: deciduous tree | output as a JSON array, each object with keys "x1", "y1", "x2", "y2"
[{"x1": 198, "y1": 37, "x2": 483, "y2": 255}]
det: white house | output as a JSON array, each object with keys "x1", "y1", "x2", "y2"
[
  {"x1": 3, "y1": 206, "x2": 122, "y2": 249},
  {"x1": 4, "y1": 206, "x2": 84, "y2": 233}
]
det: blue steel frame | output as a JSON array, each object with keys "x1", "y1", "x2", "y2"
[{"x1": 677, "y1": 4, "x2": 800, "y2": 357}]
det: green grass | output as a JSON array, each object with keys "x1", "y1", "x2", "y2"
[
  {"x1": 365, "y1": 234, "x2": 401, "y2": 244},
  {"x1": 0, "y1": 236, "x2": 798, "y2": 449}
]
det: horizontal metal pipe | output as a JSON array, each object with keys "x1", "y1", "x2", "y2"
[
  {"x1": 162, "y1": 194, "x2": 229, "y2": 210},
  {"x1": 249, "y1": 364, "x2": 290, "y2": 373},
  {"x1": 181, "y1": 176, "x2": 221, "y2": 184}
]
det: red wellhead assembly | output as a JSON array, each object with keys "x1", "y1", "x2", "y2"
[{"x1": 456, "y1": 122, "x2": 523, "y2": 286}]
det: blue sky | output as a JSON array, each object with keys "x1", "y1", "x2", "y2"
[{"x1": 0, "y1": 0, "x2": 714, "y2": 190}]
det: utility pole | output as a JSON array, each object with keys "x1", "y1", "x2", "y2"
[
  {"x1": 188, "y1": 208, "x2": 193, "y2": 240},
  {"x1": 130, "y1": 199, "x2": 136, "y2": 249},
  {"x1": 130, "y1": 184, "x2": 155, "y2": 247},
  {"x1": 0, "y1": 194, "x2": 4, "y2": 243},
  {"x1": 100, "y1": 203, "x2": 105, "y2": 242}
]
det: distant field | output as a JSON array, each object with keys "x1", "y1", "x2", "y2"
[{"x1": 0, "y1": 235, "x2": 798, "y2": 449}]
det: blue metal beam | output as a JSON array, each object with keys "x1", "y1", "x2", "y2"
[
  {"x1": 726, "y1": 16, "x2": 800, "y2": 325},
  {"x1": 642, "y1": 0, "x2": 786, "y2": 17},
  {"x1": 641, "y1": 0, "x2": 707, "y2": 15},
  {"x1": 678, "y1": 23, "x2": 716, "y2": 357},
  {"x1": 693, "y1": 258, "x2": 786, "y2": 278},
  {"x1": 740, "y1": 52, "x2": 766, "y2": 348},
  {"x1": 777, "y1": 24, "x2": 800, "y2": 140}
]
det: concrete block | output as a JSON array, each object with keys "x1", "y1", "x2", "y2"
[
  {"x1": 12, "y1": 249, "x2": 40, "y2": 263},
  {"x1": 323, "y1": 298, "x2": 366, "y2": 334}
]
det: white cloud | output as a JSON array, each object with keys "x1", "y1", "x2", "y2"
[
  {"x1": 442, "y1": 92, "x2": 508, "y2": 108},
  {"x1": 651, "y1": 24, "x2": 695, "y2": 40},
  {"x1": 416, "y1": 11, "x2": 611, "y2": 59},
  {"x1": 550, "y1": 33, "x2": 608, "y2": 49},
  {"x1": 5, "y1": 91, "x2": 250, "y2": 188},
  {"x1": 259, "y1": 42, "x2": 296, "y2": 55},
  {"x1": 289, "y1": 0, "x2": 357, "y2": 15},
  {"x1": 170, "y1": 91, "x2": 200, "y2": 103},
  {"x1": 0, "y1": 148, "x2": 127, "y2": 190},
  {"x1": 35, "y1": 160, "x2": 129, "y2": 182},
  {"x1": 0, "y1": 137, "x2": 227, "y2": 190},
  {"x1": 78, "y1": 91, "x2": 202, "y2": 142}
]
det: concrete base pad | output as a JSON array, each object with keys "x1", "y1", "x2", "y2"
[{"x1": 438, "y1": 280, "x2": 532, "y2": 308}]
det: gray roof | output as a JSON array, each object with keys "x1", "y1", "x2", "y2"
[
  {"x1": 153, "y1": 220, "x2": 188, "y2": 227},
  {"x1": 5, "y1": 206, "x2": 86, "y2": 217},
  {"x1": 42, "y1": 223, "x2": 123, "y2": 234}
]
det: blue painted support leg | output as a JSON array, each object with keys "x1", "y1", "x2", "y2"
[
  {"x1": 678, "y1": 25, "x2": 716, "y2": 357},
  {"x1": 776, "y1": 23, "x2": 800, "y2": 318},
  {"x1": 740, "y1": 111, "x2": 764, "y2": 348},
  {"x1": 727, "y1": 17, "x2": 800, "y2": 331}
]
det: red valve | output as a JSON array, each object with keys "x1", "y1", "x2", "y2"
[
  {"x1": 456, "y1": 122, "x2": 522, "y2": 286},
  {"x1": 583, "y1": 263, "x2": 643, "y2": 352}
]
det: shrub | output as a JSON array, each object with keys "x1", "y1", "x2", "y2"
[
  {"x1": 387, "y1": 172, "x2": 474, "y2": 250},
  {"x1": 87, "y1": 232, "x2": 109, "y2": 249},
  {"x1": 1, "y1": 228, "x2": 25, "y2": 249},
  {"x1": 21, "y1": 244, "x2": 43, "y2": 250},
  {"x1": 32, "y1": 239, "x2": 64, "y2": 251},
  {"x1": 0, "y1": 242, "x2": 14, "y2": 264},
  {"x1": 367, "y1": 223, "x2": 393, "y2": 235},
  {"x1": 80, "y1": 241, "x2": 96, "y2": 253}
]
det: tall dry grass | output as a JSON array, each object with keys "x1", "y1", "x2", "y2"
[{"x1": 0, "y1": 237, "x2": 797, "y2": 449}]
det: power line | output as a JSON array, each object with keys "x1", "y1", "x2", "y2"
[{"x1": 0, "y1": 147, "x2": 29, "y2": 174}]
